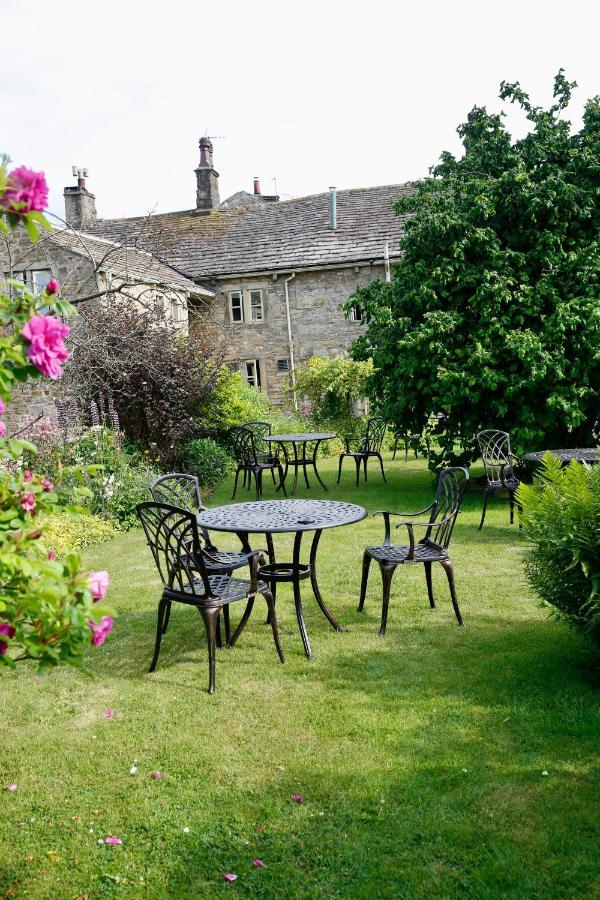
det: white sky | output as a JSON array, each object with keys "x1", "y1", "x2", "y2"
[{"x1": 3, "y1": 0, "x2": 599, "y2": 221}]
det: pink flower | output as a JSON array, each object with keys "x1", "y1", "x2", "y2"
[
  {"x1": 0, "y1": 398, "x2": 4, "y2": 416},
  {"x1": 0, "y1": 422, "x2": 5, "y2": 438},
  {"x1": 24, "y1": 470, "x2": 33, "y2": 482},
  {"x1": 46, "y1": 278, "x2": 59, "y2": 295},
  {"x1": 252, "y1": 859, "x2": 266, "y2": 868},
  {"x1": 48, "y1": 550, "x2": 56, "y2": 561},
  {"x1": 104, "y1": 709, "x2": 114, "y2": 718},
  {"x1": 88, "y1": 615, "x2": 113, "y2": 647},
  {"x1": 88, "y1": 570, "x2": 109, "y2": 602},
  {"x1": 222, "y1": 874, "x2": 237, "y2": 882},
  {"x1": 150, "y1": 771, "x2": 162, "y2": 780},
  {"x1": 0, "y1": 622, "x2": 15, "y2": 656},
  {"x1": 2, "y1": 166, "x2": 49, "y2": 214},
  {"x1": 7, "y1": 783, "x2": 17, "y2": 792},
  {"x1": 20, "y1": 492, "x2": 36, "y2": 514},
  {"x1": 41, "y1": 478, "x2": 53, "y2": 492},
  {"x1": 21, "y1": 316, "x2": 71, "y2": 380},
  {"x1": 104, "y1": 837, "x2": 122, "y2": 845},
  {"x1": 291, "y1": 795, "x2": 303, "y2": 804}
]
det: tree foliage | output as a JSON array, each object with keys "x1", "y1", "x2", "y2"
[
  {"x1": 293, "y1": 355, "x2": 373, "y2": 441},
  {"x1": 348, "y1": 72, "x2": 600, "y2": 468}
]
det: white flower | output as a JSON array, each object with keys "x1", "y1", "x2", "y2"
[
  {"x1": 542, "y1": 770, "x2": 549, "y2": 776},
  {"x1": 183, "y1": 827, "x2": 190, "y2": 834},
  {"x1": 129, "y1": 766, "x2": 138, "y2": 775}
]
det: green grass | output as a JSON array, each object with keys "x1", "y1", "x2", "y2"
[{"x1": 1, "y1": 455, "x2": 599, "y2": 898}]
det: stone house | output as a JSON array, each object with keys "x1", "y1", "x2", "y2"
[{"x1": 83, "y1": 138, "x2": 412, "y2": 404}]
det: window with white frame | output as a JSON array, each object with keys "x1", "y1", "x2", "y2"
[
  {"x1": 243, "y1": 359, "x2": 262, "y2": 390},
  {"x1": 249, "y1": 289, "x2": 264, "y2": 322},
  {"x1": 31, "y1": 270, "x2": 53, "y2": 295},
  {"x1": 348, "y1": 303, "x2": 363, "y2": 321},
  {"x1": 229, "y1": 290, "x2": 244, "y2": 323}
]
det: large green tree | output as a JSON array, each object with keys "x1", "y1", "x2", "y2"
[{"x1": 348, "y1": 72, "x2": 600, "y2": 468}]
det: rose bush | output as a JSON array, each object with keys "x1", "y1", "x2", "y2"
[{"x1": 0, "y1": 157, "x2": 113, "y2": 670}]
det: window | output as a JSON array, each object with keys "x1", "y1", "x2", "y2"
[
  {"x1": 277, "y1": 358, "x2": 290, "y2": 371},
  {"x1": 31, "y1": 270, "x2": 53, "y2": 295},
  {"x1": 349, "y1": 303, "x2": 363, "y2": 322},
  {"x1": 244, "y1": 359, "x2": 262, "y2": 389},
  {"x1": 172, "y1": 297, "x2": 187, "y2": 323},
  {"x1": 249, "y1": 289, "x2": 264, "y2": 322},
  {"x1": 229, "y1": 290, "x2": 244, "y2": 323}
]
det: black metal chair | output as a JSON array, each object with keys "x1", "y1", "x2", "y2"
[
  {"x1": 150, "y1": 473, "x2": 261, "y2": 642},
  {"x1": 476, "y1": 430, "x2": 521, "y2": 530},
  {"x1": 392, "y1": 431, "x2": 431, "y2": 462},
  {"x1": 229, "y1": 425, "x2": 287, "y2": 500},
  {"x1": 244, "y1": 420, "x2": 277, "y2": 463},
  {"x1": 358, "y1": 467, "x2": 469, "y2": 635},
  {"x1": 137, "y1": 501, "x2": 284, "y2": 693},
  {"x1": 337, "y1": 417, "x2": 387, "y2": 486}
]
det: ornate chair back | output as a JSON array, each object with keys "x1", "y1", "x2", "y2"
[
  {"x1": 477, "y1": 430, "x2": 516, "y2": 483},
  {"x1": 150, "y1": 473, "x2": 204, "y2": 513},
  {"x1": 244, "y1": 420, "x2": 272, "y2": 455},
  {"x1": 136, "y1": 501, "x2": 212, "y2": 599},
  {"x1": 425, "y1": 467, "x2": 469, "y2": 548},
  {"x1": 229, "y1": 426, "x2": 259, "y2": 467},
  {"x1": 363, "y1": 417, "x2": 387, "y2": 454}
]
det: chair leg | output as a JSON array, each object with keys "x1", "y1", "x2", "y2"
[
  {"x1": 479, "y1": 488, "x2": 490, "y2": 531},
  {"x1": 271, "y1": 466, "x2": 276, "y2": 484},
  {"x1": 376, "y1": 453, "x2": 386, "y2": 483},
  {"x1": 264, "y1": 589, "x2": 285, "y2": 663},
  {"x1": 424, "y1": 561, "x2": 435, "y2": 608},
  {"x1": 162, "y1": 600, "x2": 171, "y2": 634},
  {"x1": 216, "y1": 613, "x2": 223, "y2": 649},
  {"x1": 232, "y1": 467, "x2": 241, "y2": 500},
  {"x1": 358, "y1": 552, "x2": 372, "y2": 611},
  {"x1": 199, "y1": 606, "x2": 220, "y2": 694},
  {"x1": 148, "y1": 596, "x2": 168, "y2": 672},
  {"x1": 509, "y1": 490, "x2": 515, "y2": 525},
  {"x1": 363, "y1": 455, "x2": 368, "y2": 482},
  {"x1": 392, "y1": 437, "x2": 398, "y2": 460},
  {"x1": 378, "y1": 561, "x2": 397, "y2": 637},
  {"x1": 223, "y1": 603, "x2": 231, "y2": 644},
  {"x1": 277, "y1": 462, "x2": 287, "y2": 497},
  {"x1": 439, "y1": 558, "x2": 463, "y2": 625},
  {"x1": 227, "y1": 597, "x2": 255, "y2": 647},
  {"x1": 405, "y1": 436, "x2": 409, "y2": 463},
  {"x1": 355, "y1": 456, "x2": 361, "y2": 487},
  {"x1": 337, "y1": 453, "x2": 345, "y2": 484}
]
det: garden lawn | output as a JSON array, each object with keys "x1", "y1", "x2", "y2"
[{"x1": 1, "y1": 455, "x2": 599, "y2": 898}]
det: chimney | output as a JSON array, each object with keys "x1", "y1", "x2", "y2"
[
  {"x1": 64, "y1": 166, "x2": 97, "y2": 230},
  {"x1": 253, "y1": 177, "x2": 261, "y2": 196},
  {"x1": 329, "y1": 186, "x2": 337, "y2": 230},
  {"x1": 195, "y1": 137, "x2": 220, "y2": 210}
]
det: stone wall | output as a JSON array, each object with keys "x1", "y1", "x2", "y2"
[{"x1": 193, "y1": 263, "x2": 382, "y2": 404}]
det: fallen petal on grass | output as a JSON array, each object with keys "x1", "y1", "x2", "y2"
[
  {"x1": 291, "y1": 795, "x2": 303, "y2": 804},
  {"x1": 105, "y1": 837, "x2": 123, "y2": 845},
  {"x1": 104, "y1": 710, "x2": 114, "y2": 718},
  {"x1": 129, "y1": 766, "x2": 138, "y2": 775},
  {"x1": 150, "y1": 770, "x2": 162, "y2": 780},
  {"x1": 7, "y1": 783, "x2": 17, "y2": 792},
  {"x1": 252, "y1": 859, "x2": 266, "y2": 868},
  {"x1": 222, "y1": 873, "x2": 237, "y2": 882}
]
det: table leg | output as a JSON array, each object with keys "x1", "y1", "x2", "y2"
[
  {"x1": 265, "y1": 532, "x2": 276, "y2": 624},
  {"x1": 293, "y1": 530, "x2": 312, "y2": 658},
  {"x1": 309, "y1": 529, "x2": 344, "y2": 631},
  {"x1": 311, "y1": 439, "x2": 328, "y2": 491},
  {"x1": 275, "y1": 441, "x2": 288, "y2": 492},
  {"x1": 301, "y1": 440, "x2": 311, "y2": 489},
  {"x1": 292, "y1": 442, "x2": 300, "y2": 494}
]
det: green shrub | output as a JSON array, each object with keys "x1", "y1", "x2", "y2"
[
  {"x1": 39, "y1": 511, "x2": 117, "y2": 556},
  {"x1": 199, "y1": 367, "x2": 270, "y2": 432},
  {"x1": 517, "y1": 454, "x2": 600, "y2": 642},
  {"x1": 292, "y1": 355, "x2": 373, "y2": 447},
  {"x1": 181, "y1": 438, "x2": 231, "y2": 491}
]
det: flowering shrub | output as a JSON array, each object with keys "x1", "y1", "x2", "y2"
[
  {"x1": 0, "y1": 158, "x2": 113, "y2": 670},
  {"x1": 181, "y1": 438, "x2": 231, "y2": 492}
]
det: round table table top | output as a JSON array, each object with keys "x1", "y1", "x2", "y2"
[
  {"x1": 266, "y1": 432, "x2": 336, "y2": 443},
  {"x1": 197, "y1": 498, "x2": 367, "y2": 534},
  {"x1": 520, "y1": 448, "x2": 600, "y2": 463}
]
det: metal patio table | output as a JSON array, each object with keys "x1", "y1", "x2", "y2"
[
  {"x1": 265, "y1": 432, "x2": 336, "y2": 494},
  {"x1": 520, "y1": 448, "x2": 600, "y2": 466},
  {"x1": 197, "y1": 498, "x2": 367, "y2": 658}
]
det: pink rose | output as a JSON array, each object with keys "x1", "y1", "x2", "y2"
[
  {"x1": 0, "y1": 398, "x2": 5, "y2": 416},
  {"x1": 20, "y1": 492, "x2": 36, "y2": 514},
  {"x1": 41, "y1": 478, "x2": 53, "y2": 492},
  {"x1": 24, "y1": 470, "x2": 33, "y2": 483},
  {"x1": 21, "y1": 315, "x2": 70, "y2": 380},
  {"x1": 2, "y1": 166, "x2": 49, "y2": 214},
  {"x1": 88, "y1": 570, "x2": 109, "y2": 602},
  {"x1": 89, "y1": 615, "x2": 113, "y2": 647},
  {"x1": 46, "y1": 278, "x2": 59, "y2": 295},
  {"x1": 0, "y1": 422, "x2": 5, "y2": 438},
  {"x1": 0, "y1": 622, "x2": 16, "y2": 656}
]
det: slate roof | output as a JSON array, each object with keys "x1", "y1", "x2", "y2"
[
  {"x1": 48, "y1": 230, "x2": 212, "y2": 296},
  {"x1": 87, "y1": 183, "x2": 414, "y2": 279}
]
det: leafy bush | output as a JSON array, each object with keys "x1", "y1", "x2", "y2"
[
  {"x1": 181, "y1": 437, "x2": 231, "y2": 491},
  {"x1": 292, "y1": 355, "x2": 373, "y2": 445},
  {"x1": 517, "y1": 454, "x2": 600, "y2": 642},
  {"x1": 40, "y1": 511, "x2": 116, "y2": 555},
  {"x1": 199, "y1": 367, "x2": 270, "y2": 433}
]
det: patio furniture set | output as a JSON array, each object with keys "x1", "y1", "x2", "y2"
[{"x1": 137, "y1": 420, "x2": 598, "y2": 692}]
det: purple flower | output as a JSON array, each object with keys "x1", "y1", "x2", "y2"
[
  {"x1": 0, "y1": 622, "x2": 16, "y2": 656},
  {"x1": 88, "y1": 570, "x2": 109, "y2": 602},
  {"x1": 1, "y1": 166, "x2": 49, "y2": 214},
  {"x1": 21, "y1": 316, "x2": 70, "y2": 380}
]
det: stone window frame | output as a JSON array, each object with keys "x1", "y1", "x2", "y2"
[
  {"x1": 348, "y1": 302, "x2": 363, "y2": 322},
  {"x1": 228, "y1": 287, "x2": 266, "y2": 325},
  {"x1": 242, "y1": 358, "x2": 262, "y2": 390},
  {"x1": 3, "y1": 268, "x2": 54, "y2": 296}
]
